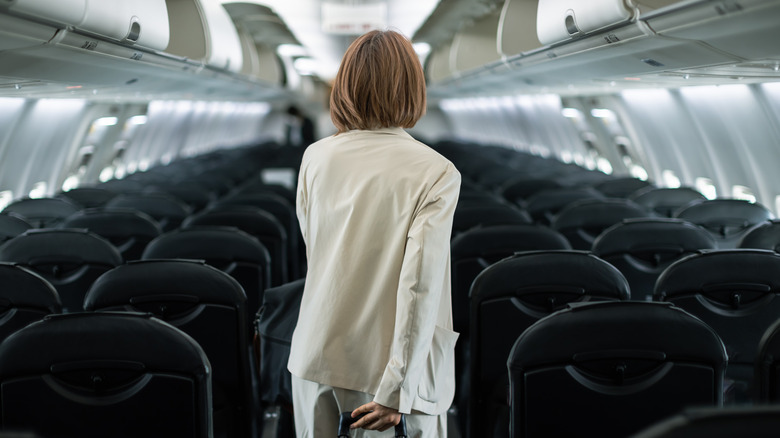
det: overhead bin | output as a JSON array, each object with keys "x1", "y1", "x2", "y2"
[
  {"x1": 222, "y1": 2, "x2": 296, "y2": 85},
  {"x1": 3, "y1": 0, "x2": 170, "y2": 51},
  {"x1": 165, "y1": 0, "x2": 243, "y2": 72},
  {"x1": 537, "y1": 0, "x2": 635, "y2": 45},
  {"x1": 452, "y1": 9, "x2": 503, "y2": 74},
  {"x1": 0, "y1": 14, "x2": 58, "y2": 52},
  {"x1": 643, "y1": 0, "x2": 780, "y2": 61},
  {"x1": 234, "y1": 25, "x2": 283, "y2": 85},
  {"x1": 499, "y1": 0, "x2": 543, "y2": 57},
  {"x1": 426, "y1": 41, "x2": 455, "y2": 83},
  {"x1": 3, "y1": 0, "x2": 87, "y2": 27}
]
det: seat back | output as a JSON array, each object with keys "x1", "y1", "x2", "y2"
[
  {"x1": 551, "y1": 198, "x2": 651, "y2": 250},
  {"x1": 60, "y1": 208, "x2": 162, "y2": 261},
  {"x1": 106, "y1": 193, "x2": 192, "y2": 231},
  {"x1": 674, "y1": 199, "x2": 774, "y2": 248},
  {"x1": 145, "y1": 182, "x2": 216, "y2": 213},
  {"x1": 468, "y1": 250, "x2": 630, "y2": 438},
  {"x1": 97, "y1": 178, "x2": 146, "y2": 194},
  {"x1": 0, "y1": 213, "x2": 32, "y2": 244},
  {"x1": 231, "y1": 179, "x2": 296, "y2": 206},
  {"x1": 255, "y1": 278, "x2": 305, "y2": 407},
  {"x1": 0, "y1": 263, "x2": 61, "y2": 342},
  {"x1": 85, "y1": 260, "x2": 251, "y2": 438},
  {"x1": 593, "y1": 218, "x2": 717, "y2": 300},
  {"x1": 630, "y1": 187, "x2": 706, "y2": 217},
  {"x1": 633, "y1": 406, "x2": 780, "y2": 438},
  {"x1": 0, "y1": 312, "x2": 212, "y2": 438},
  {"x1": 592, "y1": 177, "x2": 655, "y2": 198},
  {"x1": 214, "y1": 193, "x2": 301, "y2": 279},
  {"x1": 508, "y1": 301, "x2": 726, "y2": 438},
  {"x1": 654, "y1": 249, "x2": 780, "y2": 402},
  {"x1": 142, "y1": 227, "x2": 271, "y2": 318},
  {"x1": 739, "y1": 219, "x2": 780, "y2": 252},
  {"x1": 525, "y1": 187, "x2": 605, "y2": 225},
  {"x1": 2, "y1": 197, "x2": 81, "y2": 228},
  {"x1": 183, "y1": 206, "x2": 288, "y2": 285},
  {"x1": 450, "y1": 224, "x2": 571, "y2": 336},
  {"x1": 757, "y1": 318, "x2": 780, "y2": 402},
  {"x1": 451, "y1": 205, "x2": 532, "y2": 237},
  {"x1": 57, "y1": 187, "x2": 118, "y2": 208},
  {"x1": 0, "y1": 229, "x2": 122, "y2": 312},
  {"x1": 456, "y1": 192, "x2": 515, "y2": 210},
  {"x1": 498, "y1": 177, "x2": 562, "y2": 207}
]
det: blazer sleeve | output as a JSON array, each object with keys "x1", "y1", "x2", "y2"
[
  {"x1": 296, "y1": 159, "x2": 309, "y2": 247},
  {"x1": 373, "y1": 162, "x2": 461, "y2": 414}
]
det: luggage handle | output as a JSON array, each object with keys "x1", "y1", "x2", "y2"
[{"x1": 338, "y1": 411, "x2": 407, "y2": 437}]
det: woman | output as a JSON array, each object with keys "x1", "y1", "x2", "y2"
[{"x1": 289, "y1": 29, "x2": 460, "y2": 437}]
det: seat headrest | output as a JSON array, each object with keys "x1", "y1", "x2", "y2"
[
  {"x1": 655, "y1": 249, "x2": 780, "y2": 298},
  {"x1": 471, "y1": 250, "x2": 630, "y2": 301},
  {"x1": 0, "y1": 312, "x2": 209, "y2": 378},
  {"x1": 84, "y1": 259, "x2": 246, "y2": 310},
  {"x1": 0, "y1": 229, "x2": 123, "y2": 266},
  {"x1": 508, "y1": 301, "x2": 726, "y2": 371}
]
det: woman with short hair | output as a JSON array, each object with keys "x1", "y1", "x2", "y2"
[{"x1": 288, "y1": 30, "x2": 461, "y2": 437}]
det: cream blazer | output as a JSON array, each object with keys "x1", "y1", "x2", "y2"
[{"x1": 288, "y1": 127, "x2": 461, "y2": 415}]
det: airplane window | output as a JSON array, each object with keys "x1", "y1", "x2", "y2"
[
  {"x1": 662, "y1": 170, "x2": 681, "y2": 188},
  {"x1": 616, "y1": 138, "x2": 647, "y2": 181},
  {"x1": 28, "y1": 182, "x2": 47, "y2": 199},
  {"x1": 262, "y1": 168, "x2": 297, "y2": 190},
  {"x1": 99, "y1": 167, "x2": 115, "y2": 183},
  {"x1": 695, "y1": 177, "x2": 717, "y2": 200},
  {"x1": 597, "y1": 157, "x2": 614, "y2": 175},
  {"x1": 629, "y1": 165, "x2": 648, "y2": 180},
  {"x1": 61, "y1": 145, "x2": 95, "y2": 191},
  {"x1": 127, "y1": 115, "x2": 148, "y2": 126},
  {"x1": 61, "y1": 176, "x2": 80, "y2": 192},
  {"x1": 582, "y1": 135, "x2": 611, "y2": 173},
  {"x1": 530, "y1": 145, "x2": 552, "y2": 158},
  {"x1": 0, "y1": 191, "x2": 12, "y2": 211},
  {"x1": 732, "y1": 185, "x2": 757, "y2": 203},
  {"x1": 775, "y1": 196, "x2": 780, "y2": 217},
  {"x1": 590, "y1": 108, "x2": 616, "y2": 119},
  {"x1": 95, "y1": 117, "x2": 118, "y2": 127},
  {"x1": 83, "y1": 117, "x2": 118, "y2": 147}
]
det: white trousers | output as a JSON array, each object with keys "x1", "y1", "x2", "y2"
[{"x1": 292, "y1": 375, "x2": 448, "y2": 438}]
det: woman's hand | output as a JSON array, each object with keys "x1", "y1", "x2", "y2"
[{"x1": 350, "y1": 401, "x2": 402, "y2": 432}]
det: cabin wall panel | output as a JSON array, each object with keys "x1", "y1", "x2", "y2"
[
  {"x1": 439, "y1": 94, "x2": 580, "y2": 160},
  {"x1": 0, "y1": 99, "x2": 88, "y2": 199},
  {"x1": 618, "y1": 89, "x2": 715, "y2": 188},
  {"x1": 678, "y1": 84, "x2": 777, "y2": 204},
  {"x1": 0, "y1": 98, "x2": 29, "y2": 172},
  {"x1": 121, "y1": 100, "x2": 269, "y2": 173}
]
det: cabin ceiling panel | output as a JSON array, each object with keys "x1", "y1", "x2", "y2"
[
  {"x1": 413, "y1": 0, "x2": 504, "y2": 49},
  {"x1": 452, "y1": 9, "x2": 502, "y2": 74},
  {"x1": 498, "y1": 0, "x2": 542, "y2": 57},
  {"x1": 0, "y1": 15, "x2": 57, "y2": 51},
  {"x1": 223, "y1": 2, "x2": 298, "y2": 47},
  {"x1": 646, "y1": 0, "x2": 780, "y2": 61},
  {"x1": 427, "y1": 0, "x2": 780, "y2": 98}
]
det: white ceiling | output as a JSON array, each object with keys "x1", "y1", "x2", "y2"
[{"x1": 223, "y1": 0, "x2": 441, "y2": 80}]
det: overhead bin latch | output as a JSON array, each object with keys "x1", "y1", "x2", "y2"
[
  {"x1": 565, "y1": 9, "x2": 582, "y2": 37},
  {"x1": 124, "y1": 16, "x2": 141, "y2": 44}
]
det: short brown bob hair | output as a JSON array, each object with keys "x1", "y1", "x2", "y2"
[{"x1": 330, "y1": 30, "x2": 426, "y2": 133}]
